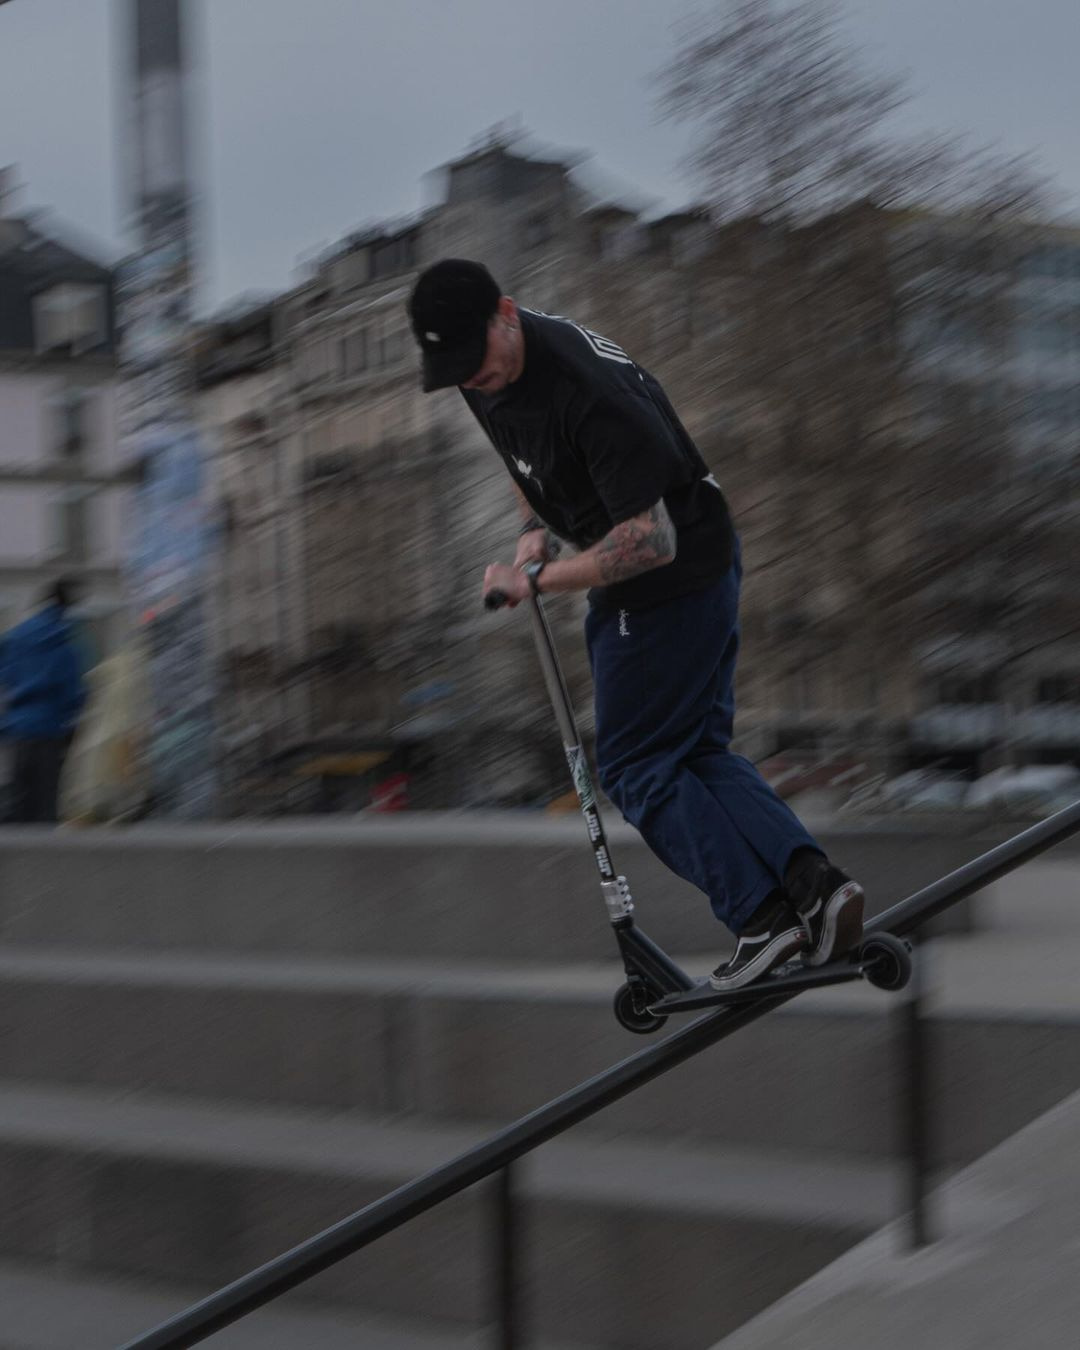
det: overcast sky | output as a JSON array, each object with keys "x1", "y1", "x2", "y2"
[{"x1": 1, "y1": 0, "x2": 1077, "y2": 313}]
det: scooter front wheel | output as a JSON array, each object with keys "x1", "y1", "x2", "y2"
[
  {"x1": 613, "y1": 982, "x2": 668, "y2": 1035},
  {"x1": 860, "y1": 933, "x2": 913, "y2": 992}
]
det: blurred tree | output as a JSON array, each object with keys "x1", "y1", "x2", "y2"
[{"x1": 654, "y1": 0, "x2": 1067, "y2": 753}]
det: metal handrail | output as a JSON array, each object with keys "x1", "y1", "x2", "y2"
[{"x1": 118, "y1": 797, "x2": 1080, "y2": 1350}]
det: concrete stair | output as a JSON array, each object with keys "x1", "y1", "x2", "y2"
[
  {"x1": 0, "y1": 1257, "x2": 595, "y2": 1350},
  {"x1": 0, "y1": 948, "x2": 1077, "y2": 1166},
  {"x1": 0, "y1": 826, "x2": 1077, "y2": 1349},
  {"x1": 0, "y1": 1081, "x2": 891, "y2": 1350}
]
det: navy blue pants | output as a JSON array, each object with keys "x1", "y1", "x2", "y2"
[{"x1": 585, "y1": 544, "x2": 821, "y2": 934}]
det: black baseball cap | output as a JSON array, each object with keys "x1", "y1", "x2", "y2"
[{"x1": 408, "y1": 259, "x2": 502, "y2": 392}]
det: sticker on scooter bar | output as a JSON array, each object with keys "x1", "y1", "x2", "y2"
[{"x1": 565, "y1": 745, "x2": 595, "y2": 810}]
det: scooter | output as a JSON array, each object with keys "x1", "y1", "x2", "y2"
[{"x1": 485, "y1": 586, "x2": 912, "y2": 1033}]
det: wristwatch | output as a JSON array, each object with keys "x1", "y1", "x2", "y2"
[{"x1": 522, "y1": 560, "x2": 546, "y2": 596}]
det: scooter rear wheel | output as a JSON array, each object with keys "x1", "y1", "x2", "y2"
[{"x1": 613, "y1": 982, "x2": 668, "y2": 1034}]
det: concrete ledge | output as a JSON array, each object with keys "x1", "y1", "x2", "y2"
[
  {"x1": 1, "y1": 950, "x2": 1078, "y2": 1165},
  {"x1": 0, "y1": 816, "x2": 1011, "y2": 960}
]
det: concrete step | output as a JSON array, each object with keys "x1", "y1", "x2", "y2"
[
  {"x1": 0, "y1": 1256, "x2": 599, "y2": 1350},
  {"x1": 0, "y1": 1080, "x2": 895, "y2": 1350},
  {"x1": 709, "y1": 1087, "x2": 1080, "y2": 1350},
  {"x1": 0, "y1": 816, "x2": 1008, "y2": 961},
  {"x1": 2, "y1": 947, "x2": 1078, "y2": 1167}
]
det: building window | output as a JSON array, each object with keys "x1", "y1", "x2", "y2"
[
  {"x1": 1022, "y1": 386, "x2": 1078, "y2": 432},
  {"x1": 51, "y1": 485, "x2": 90, "y2": 562},
  {"x1": 370, "y1": 234, "x2": 418, "y2": 280},
  {"x1": 673, "y1": 226, "x2": 710, "y2": 266},
  {"x1": 525, "y1": 214, "x2": 552, "y2": 248},
  {"x1": 33, "y1": 283, "x2": 108, "y2": 354},
  {"x1": 298, "y1": 338, "x2": 333, "y2": 385},
  {"x1": 379, "y1": 329, "x2": 406, "y2": 368},
  {"x1": 1023, "y1": 244, "x2": 1080, "y2": 282},
  {"x1": 1036, "y1": 675, "x2": 1080, "y2": 704},
  {"x1": 936, "y1": 673, "x2": 1000, "y2": 704},
  {"x1": 303, "y1": 421, "x2": 332, "y2": 461},
  {"x1": 449, "y1": 159, "x2": 495, "y2": 202},
  {"x1": 1017, "y1": 315, "x2": 1071, "y2": 360},
  {"x1": 48, "y1": 387, "x2": 91, "y2": 460},
  {"x1": 345, "y1": 328, "x2": 368, "y2": 375},
  {"x1": 608, "y1": 224, "x2": 643, "y2": 262},
  {"x1": 788, "y1": 665, "x2": 818, "y2": 714}
]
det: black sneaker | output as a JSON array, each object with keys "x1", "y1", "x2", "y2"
[
  {"x1": 787, "y1": 857, "x2": 865, "y2": 967},
  {"x1": 709, "y1": 899, "x2": 808, "y2": 992}
]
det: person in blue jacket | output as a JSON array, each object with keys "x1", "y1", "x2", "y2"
[{"x1": 0, "y1": 579, "x2": 87, "y2": 823}]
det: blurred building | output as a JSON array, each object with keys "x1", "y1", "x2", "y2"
[
  {"x1": 0, "y1": 168, "x2": 132, "y2": 659},
  {"x1": 196, "y1": 140, "x2": 608, "y2": 809},
  {"x1": 576, "y1": 208, "x2": 1080, "y2": 778},
  {"x1": 900, "y1": 221, "x2": 1080, "y2": 769},
  {"x1": 193, "y1": 298, "x2": 306, "y2": 809},
  {"x1": 193, "y1": 137, "x2": 1080, "y2": 812}
]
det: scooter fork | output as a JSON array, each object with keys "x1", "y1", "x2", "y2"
[{"x1": 485, "y1": 585, "x2": 694, "y2": 1032}]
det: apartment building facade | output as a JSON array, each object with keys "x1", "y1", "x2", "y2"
[{"x1": 0, "y1": 176, "x2": 131, "y2": 660}]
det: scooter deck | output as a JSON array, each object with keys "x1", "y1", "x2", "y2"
[{"x1": 649, "y1": 955, "x2": 864, "y2": 1013}]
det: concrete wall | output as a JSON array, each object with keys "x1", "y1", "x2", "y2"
[
  {"x1": 0, "y1": 950, "x2": 1075, "y2": 1168},
  {"x1": 0, "y1": 815, "x2": 1006, "y2": 961}
]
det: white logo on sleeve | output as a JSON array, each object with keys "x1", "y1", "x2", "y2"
[
  {"x1": 523, "y1": 308, "x2": 633, "y2": 365},
  {"x1": 514, "y1": 457, "x2": 533, "y2": 478},
  {"x1": 573, "y1": 322, "x2": 633, "y2": 364}
]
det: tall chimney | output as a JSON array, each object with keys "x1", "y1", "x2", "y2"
[{"x1": 0, "y1": 164, "x2": 22, "y2": 218}]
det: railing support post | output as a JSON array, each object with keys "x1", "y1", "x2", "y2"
[
  {"x1": 494, "y1": 1163, "x2": 521, "y2": 1350},
  {"x1": 902, "y1": 934, "x2": 931, "y2": 1249}
]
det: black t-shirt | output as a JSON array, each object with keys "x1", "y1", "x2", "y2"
[{"x1": 461, "y1": 308, "x2": 734, "y2": 609}]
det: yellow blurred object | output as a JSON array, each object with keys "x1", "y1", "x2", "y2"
[
  {"x1": 59, "y1": 634, "x2": 153, "y2": 824},
  {"x1": 295, "y1": 751, "x2": 391, "y2": 778}
]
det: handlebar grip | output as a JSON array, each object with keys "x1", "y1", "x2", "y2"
[{"x1": 484, "y1": 589, "x2": 510, "y2": 611}]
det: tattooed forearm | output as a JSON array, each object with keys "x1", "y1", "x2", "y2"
[{"x1": 592, "y1": 501, "x2": 677, "y2": 584}]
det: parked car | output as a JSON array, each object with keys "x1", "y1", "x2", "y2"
[
  {"x1": 966, "y1": 764, "x2": 1080, "y2": 817},
  {"x1": 879, "y1": 769, "x2": 970, "y2": 811}
]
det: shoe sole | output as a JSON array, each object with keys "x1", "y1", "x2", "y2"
[
  {"x1": 709, "y1": 927, "x2": 809, "y2": 992},
  {"x1": 803, "y1": 882, "x2": 865, "y2": 967}
]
